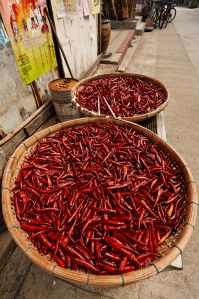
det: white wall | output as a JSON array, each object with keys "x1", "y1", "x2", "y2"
[
  {"x1": 0, "y1": 44, "x2": 37, "y2": 134},
  {"x1": 0, "y1": 4, "x2": 98, "y2": 134},
  {"x1": 0, "y1": 43, "x2": 55, "y2": 134},
  {"x1": 51, "y1": 2, "x2": 98, "y2": 79}
]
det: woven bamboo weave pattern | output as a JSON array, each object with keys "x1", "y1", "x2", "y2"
[
  {"x1": 2, "y1": 117, "x2": 197, "y2": 287},
  {"x1": 72, "y1": 73, "x2": 169, "y2": 123}
]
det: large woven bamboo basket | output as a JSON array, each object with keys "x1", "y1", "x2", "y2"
[
  {"x1": 2, "y1": 117, "x2": 197, "y2": 288},
  {"x1": 72, "y1": 73, "x2": 169, "y2": 123}
]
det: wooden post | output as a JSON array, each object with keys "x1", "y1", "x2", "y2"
[
  {"x1": 46, "y1": 0, "x2": 65, "y2": 78},
  {"x1": 44, "y1": 8, "x2": 75, "y2": 79},
  {"x1": 97, "y1": 2, "x2": 102, "y2": 55},
  {"x1": 111, "y1": 0, "x2": 118, "y2": 20},
  {"x1": 30, "y1": 81, "x2": 43, "y2": 108},
  {"x1": 130, "y1": 0, "x2": 137, "y2": 19}
]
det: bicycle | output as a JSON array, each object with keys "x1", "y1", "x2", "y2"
[
  {"x1": 151, "y1": 0, "x2": 163, "y2": 28},
  {"x1": 159, "y1": 1, "x2": 177, "y2": 29}
]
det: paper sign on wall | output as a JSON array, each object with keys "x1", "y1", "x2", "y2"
[
  {"x1": 55, "y1": 0, "x2": 75, "y2": 18},
  {"x1": 0, "y1": 0, "x2": 57, "y2": 84},
  {"x1": 82, "y1": 0, "x2": 90, "y2": 16},
  {"x1": 90, "y1": 0, "x2": 100, "y2": 15},
  {"x1": 55, "y1": 0, "x2": 100, "y2": 19}
]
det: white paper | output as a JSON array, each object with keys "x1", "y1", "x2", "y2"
[{"x1": 82, "y1": 0, "x2": 90, "y2": 16}]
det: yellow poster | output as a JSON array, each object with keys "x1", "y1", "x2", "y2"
[
  {"x1": 0, "y1": 0, "x2": 57, "y2": 85},
  {"x1": 90, "y1": 0, "x2": 100, "y2": 14}
]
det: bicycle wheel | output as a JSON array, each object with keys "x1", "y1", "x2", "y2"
[
  {"x1": 167, "y1": 7, "x2": 176, "y2": 23},
  {"x1": 152, "y1": 6, "x2": 159, "y2": 27},
  {"x1": 159, "y1": 11, "x2": 166, "y2": 29},
  {"x1": 152, "y1": 10, "x2": 157, "y2": 27}
]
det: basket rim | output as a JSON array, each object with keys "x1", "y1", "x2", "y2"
[
  {"x1": 72, "y1": 72, "x2": 169, "y2": 123},
  {"x1": 2, "y1": 117, "x2": 197, "y2": 287}
]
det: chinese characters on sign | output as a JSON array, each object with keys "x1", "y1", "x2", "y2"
[{"x1": 0, "y1": 0, "x2": 57, "y2": 84}]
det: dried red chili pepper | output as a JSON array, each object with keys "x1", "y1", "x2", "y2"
[
  {"x1": 13, "y1": 122, "x2": 186, "y2": 275},
  {"x1": 76, "y1": 76, "x2": 166, "y2": 117}
]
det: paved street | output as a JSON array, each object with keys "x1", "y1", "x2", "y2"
[
  {"x1": 1, "y1": 7, "x2": 199, "y2": 299},
  {"x1": 125, "y1": 7, "x2": 199, "y2": 298}
]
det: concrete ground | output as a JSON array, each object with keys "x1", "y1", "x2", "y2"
[
  {"x1": 1, "y1": 7, "x2": 199, "y2": 299},
  {"x1": 124, "y1": 6, "x2": 199, "y2": 299}
]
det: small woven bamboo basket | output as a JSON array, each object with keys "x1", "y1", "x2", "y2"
[
  {"x1": 72, "y1": 73, "x2": 169, "y2": 123},
  {"x1": 2, "y1": 117, "x2": 197, "y2": 288}
]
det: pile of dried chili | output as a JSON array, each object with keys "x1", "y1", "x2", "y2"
[
  {"x1": 12, "y1": 123, "x2": 186, "y2": 274},
  {"x1": 76, "y1": 76, "x2": 166, "y2": 117}
]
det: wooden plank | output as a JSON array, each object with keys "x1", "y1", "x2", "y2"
[
  {"x1": 0, "y1": 231, "x2": 16, "y2": 273},
  {"x1": 0, "y1": 101, "x2": 51, "y2": 147},
  {"x1": 116, "y1": 30, "x2": 135, "y2": 53},
  {"x1": 30, "y1": 81, "x2": 43, "y2": 108},
  {"x1": 0, "y1": 150, "x2": 6, "y2": 179},
  {"x1": 110, "y1": 19, "x2": 137, "y2": 29},
  {"x1": 111, "y1": 0, "x2": 118, "y2": 20},
  {"x1": 0, "y1": 101, "x2": 54, "y2": 156},
  {"x1": 101, "y1": 53, "x2": 122, "y2": 65},
  {"x1": 97, "y1": 13, "x2": 102, "y2": 55},
  {"x1": 0, "y1": 129, "x2": 27, "y2": 158},
  {"x1": 24, "y1": 102, "x2": 55, "y2": 136},
  {"x1": 118, "y1": 36, "x2": 141, "y2": 72},
  {"x1": 0, "y1": 247, "x2": 31, "y2": 299},
  {"x1": 131, "y1": 0, "x2": 137, "y2": 18},
  {"x1": 0, "y1": 127, "x2": 7, "y2": 140}
]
